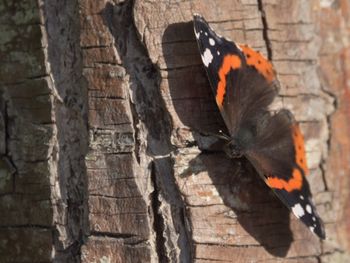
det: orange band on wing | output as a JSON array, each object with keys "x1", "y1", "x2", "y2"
[
  {"x1": 266, "y1": 125, "x2": 309, "y2": 192},
  {"x1": 267, "y1": 168, "x2": 303, "y2": 192},
  {"x1": 239, "y1": 45, "x2": 275, "y2": 83},
  {"x1": 292, "y1": 124, "x2": 309, "y2": 175},
  {"x1": 216, "y1": 54, "x2": 242, "y2": 108}
]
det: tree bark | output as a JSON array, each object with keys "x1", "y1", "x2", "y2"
[{"x1": 0, "y1": 0, "x2": 350, "y2": 262}]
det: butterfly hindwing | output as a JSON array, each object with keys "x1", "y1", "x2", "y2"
[
  {"x1": 246, "y1": 111, "x2": 325, "y2": 238},
  {"x1": 267, "y1": 123, "x2": 325, "y2": 239}
]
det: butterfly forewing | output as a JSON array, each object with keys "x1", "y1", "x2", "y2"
[
  {"x1": 193, "y1": 15, "x2": 245, "y2": 132},
  {"x1": 274, "y1": 179, "x2": 325, "y2": 239},
  {"x1": 193, "y1": 15, "x2": 277, "y2": 136}
]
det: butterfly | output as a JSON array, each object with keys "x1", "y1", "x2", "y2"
[{"x1": 193, "y1": 14, "x2": 325, "y2": 239}]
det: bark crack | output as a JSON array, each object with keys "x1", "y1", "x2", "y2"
[
  {"x1": 2, "y1": 99, "x2": 17, "y2": 193},
  {"x1": 90, "y1": 231, "x2": 137, "y2": 239},
  {"x1": 257, "y1": 0, "x2": 273, "y2": 60},
  {"x1": 0, "y1": 224, "x2": 52, "y2": 229},
  {"x1": 319, "y1": 80, "x2": 338, "y2": 192},
  {"x1": 150, "y1": 162, "x2": 169, "y2": 263}
]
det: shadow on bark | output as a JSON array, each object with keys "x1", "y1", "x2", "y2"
[
  {"x1": 162, "y1": 21, "x2": 293, "y2": 257},
  {"x1": 101, "y1": 2, "x2": 193, "y2": 262}
]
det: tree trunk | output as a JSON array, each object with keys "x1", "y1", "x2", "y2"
[{"x1": 1, "y1": 0, "x2": 350, "y2": 262}]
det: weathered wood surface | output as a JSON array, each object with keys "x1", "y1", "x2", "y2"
[{"x1": 0, "y1": 0, "x2": 350, "y2": 262}]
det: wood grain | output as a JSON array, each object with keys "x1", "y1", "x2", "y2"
[{"x1": 1, "y1": 0, "x2": 350, "y2": 262}]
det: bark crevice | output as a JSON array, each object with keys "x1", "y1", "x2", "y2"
[
  {"x1": 101, "y1": 1, "x2": 192, "y2": 261},
  {"x1": 151, "y1": 162, "x2": 169, "y2": 263},
  {"x1": 257, "y1": 0, "x2": 273, "y2": 60}
]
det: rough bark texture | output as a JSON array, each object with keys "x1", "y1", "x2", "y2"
[{"x1": 0, "y1": 0, "x2": 349, "y2": 262}]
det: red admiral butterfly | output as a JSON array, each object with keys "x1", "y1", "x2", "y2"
[{"x1": 193, "y1": 14, "x2": 325, "y2": 239}]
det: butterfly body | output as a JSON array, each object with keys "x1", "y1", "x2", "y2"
[
  {"x1": 193, "y1": 14, "x2": 325, "y2": 239},
  {"x1": 224, "y1": 139, "x2": 243, "y2": 158}
]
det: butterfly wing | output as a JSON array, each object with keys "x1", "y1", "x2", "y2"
[
  {"x1": 246, "y1": 110, "x2": 325, "y2": 239},
  {"x1": 193, "y1": 15, "x2": 278, "y2": 135},
  {"x1": 194, "y1": 15, "x2": 325, "y2": 239}
]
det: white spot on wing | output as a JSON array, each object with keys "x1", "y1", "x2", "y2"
[
  {"x1": 300, "y1": 195, "x2": 304, "y2": 200},
  {"x1": 201, "y1": 48, "x2": 213, "y2": 67},
  {"x1": 205, "y1": 32, "x2": 208, "y2": 36},
  {"x1": 217, "y1": 51, "x2": 220, "y2": 55},
  {"x1": 309, "y1": 226, "x2": 315, "y2": 232},
  {"x1": 292, "y1": 203, "x2": 305, "y2": 218},
  {"x1": 306, "y1": 204, "x2": 312, "y2": 214},
  {"x1": 195, "y1": 29, "x2": 200, "y2": 39},
  {"x1": 312, "y1": 216, "x2": 316, "y2": 222},
  {"x1": 209, "y1": 38, "x2": 215, "y2": 46},
  {"x1": 235, "y1": 43, "x2": 242, "y2": 51}
]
